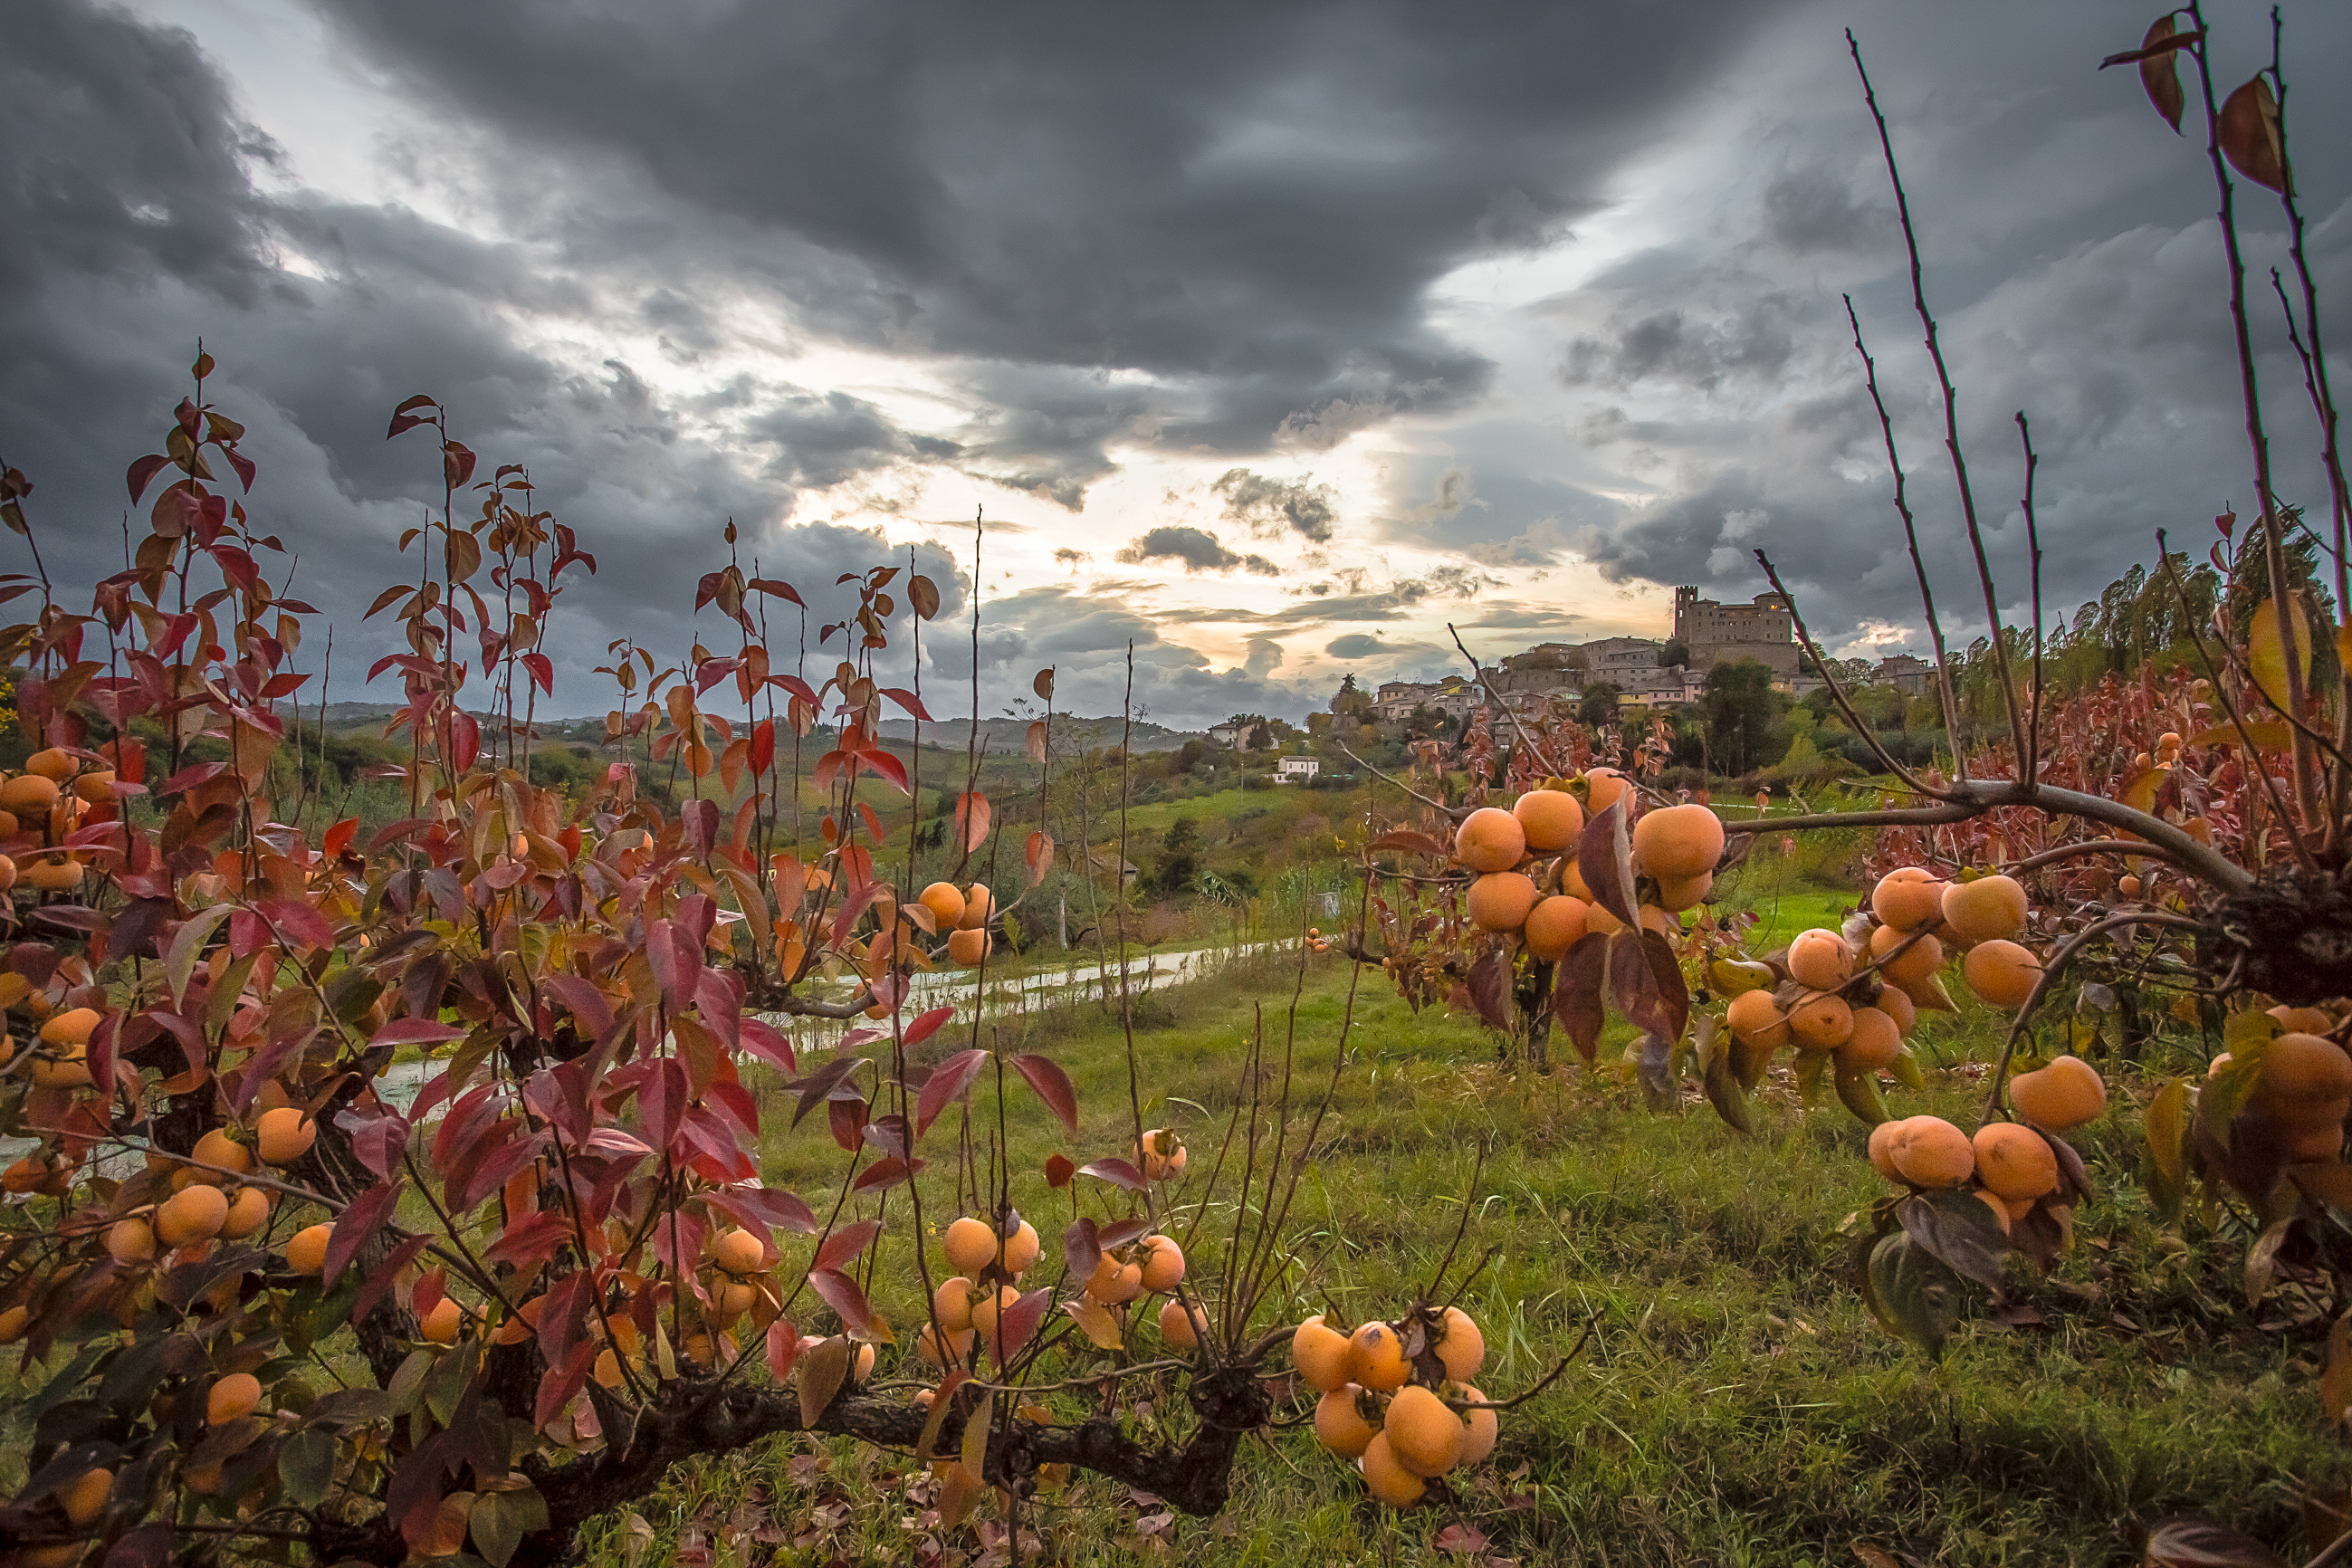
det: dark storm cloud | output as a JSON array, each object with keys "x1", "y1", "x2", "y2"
[
  {"x1": 928, "y1": 583, "x2": 1330, "y2": 720},
  {"x1": 1539, "y1": 1, "x2": 2352, "y2": 659},
  {"x1": 1211, "y1": 469, "x2": 1337, "y2": 543},
  {"x1": 309, "y1": 0, "x2": 1793, "y2": 479},
  {"x1": 0, "y1": 4, "x2": 274, "y2": 301},
  {"x1": 0, "y1": 2, "x2": 970, "y2": 711},
  {"x1": 744, "y1": 388, "x2": 958, "y2": 491},
  {"x1": 1760, "y1": 167, "x2": 1892, "y2": 255},
  {"x1": 1114, "y1": 526, "x2": 1277, "y2": 576},
  {"x1": 1562, "y1": 292, "x2": 1804, "y2": 393},
  {"x1": 1324, "y1": 633, "x2": 1387, "y2": 659},
  {"x1": 16, "y1": 0, "x2": 2352, "y2": 733}
]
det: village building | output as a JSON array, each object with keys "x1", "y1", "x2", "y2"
[
  {"x1": 1671, "y1": 587, "x2": 1800, "y2": 677},
  {"x1": 1871, "y1": 654, "x2": 1938, "y2": 695}
]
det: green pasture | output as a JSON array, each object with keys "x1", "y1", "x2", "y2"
[{"x1": 569, "y1": 941, "x2": 2340, "y2": 1568}]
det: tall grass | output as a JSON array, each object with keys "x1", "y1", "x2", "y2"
[{"x1": 577, "y1": 954, "x2": 2347, "y2": 1568}]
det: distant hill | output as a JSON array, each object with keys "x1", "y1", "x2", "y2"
[
  {"x1": 875, "y1": 715, "x2": 1196, "y2": 754},
  {"x1": 294, "y1": 703, "x2": 607, "y2": 741},
  {"x1": 296, "y1": 703, "x2": 1195, "y2": 755}
]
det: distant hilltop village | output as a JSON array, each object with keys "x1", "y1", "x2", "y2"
[{"x1": 1353, "y1": 588, "x2": 1935, "y2": 728}]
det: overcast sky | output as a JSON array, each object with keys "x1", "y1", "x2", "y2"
[{"x1": 5, "y1": 0, "x2": 2347, "y2": 726}]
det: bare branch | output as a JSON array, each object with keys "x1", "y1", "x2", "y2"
[
  {"x1": 2181, "y1": 1, "x2": 2322, "y2": 834},
  {"x1": 2016, "y1": 410, "x2": 2044, "y2": 784},
  {"x1": 1752, "y1": 550, "x2": 1945, "y2": 799},
  {"x1": 2006, "y1": 837, "x2": 2189, "y2": 875},
  {"x1": 1334, "y1": 741, "x2": 1453, "y2": 815},
  {"x1": 1849, "y1": 31, "x2": 2032, "y2": 771},
  {"x1": 2154, "y1": 535, "x2": 2326, "y2": 875},
  {"x1": 1719, "y1": 776, "x2": 2252, "y2": 894},
  {"x1": 1446, "y1": 623, "x2": 1569, "y2": 779},
  {"x1": 1844, "y1": 294, "x2": 1970, "y2": 781},
  {"x1": 1980, "y1": 909, "x2": 2209, "y2": 1123},
  {"x1": 2262, "y1": 13, "x2": 2350, "y2": 626}
]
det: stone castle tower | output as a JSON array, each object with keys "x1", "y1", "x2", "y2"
[{"x1": 1671, "y1": 587, "x2": 1799, "y2": 676}]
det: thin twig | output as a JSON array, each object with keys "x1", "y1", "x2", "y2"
[
  {"x1": 2183, "y1": 0, "x2": 2321, "y2": 837},
  {"x1": 1447, "y1": 624, "x2": 1568, "y2": 779},
  {"x1": 2154, "y1": 535, "x2": 2325, "y2": 873},
  {"x1": 2005, "y1": 837, "x2": 2187, "y2": 875},
  {"x1": 2016, "y1": 411, "x2": 2044, "y2": 784},
  {"x1": 1845, "y1": 295, "x2": 1970, "y2": 781},
  {"x1": 959, "y1": 1359, "x2": 1192, "y2": 1397},
  {"x1": 1850, "y1": 31, "x2": 2032, "y2": 771},
  {"x1": 1451, "y1": 1311, "x2": 1602, "y2": 1411},
  {"x1": 1980, "y1": 909, "x2": 2209, "y2": 1124},
  {"x1": 2271, "y1": 269, "x2": 2349, "y2": 614},
  {"x1": 1753, "y1": 550, "x2": 1943, "y2": 798},
  {"x1": 1713, "y1": 773, "x2": 2252, "y2": 894},
  {"x1": 1334, "y1": 741, "x2": 1453, "y2": 814}
]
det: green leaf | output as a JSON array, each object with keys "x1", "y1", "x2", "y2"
[
  {"x1": 1868, "y1": 1232, "x2": 1952, "y2": 1358},
  {"x1": 2203, "y1": 1050, "x2": 2267, "y2": 1152},
  {"x1": 206, "y1": 949, "x2": 261, "y2": 1040},
  {"x1": 1888, "y1": 1047, "x2": 1927, "y2": 1093},
  {"x1": 306, "y1": 1273, "x2": 365, "y2": 1349},
  {"x1": 2223, "y1": 1006, "x2": 2280, "y2": 1056},
  {"x1": 387, "y1": 1350, "x2": 435, "y2": 1417},
  {"x1": 1899, "y1": 1190, "x2": 2010, "y2": 1292},
  {"x1": 166, "y1": 904, "x2": 235, "y2": 1009},
  {"x1": 1707, "y1": 958, "x2": 1774, "y2": 997},
  {"x1": 425, "y1": 1343, "x2": 479, "y2": 1427},
  {"x1": 278, "y1": 1427, "x2": 337, "y2": 1508},
  {"x1": 1834, "y1": 1056, "x2": 1892, "y2": 1125},
  {"x1": 1700, "y1": 1017, "x2": 1755, "y2": 1135},
  {"x1": 30, "y1": 1342, "x2": 113, "y2": 1418},
  {"x1": 325, "y1": 965, "x2": 386, "y2": 1028},
  {"x1": 1793, "y1": 1047, "x2": 1829, "y2": 1105},
  {"x1": 2145, "y1": 1078, "x2": 2190, "y2": 1226},
  {"x1": 470, "y1": 1485, "x2": 550, "y2": 1568}
]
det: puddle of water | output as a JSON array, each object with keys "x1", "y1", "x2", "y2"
[{"x1": 2, "y1": 941, "x2": 1274, "y2": 1159}]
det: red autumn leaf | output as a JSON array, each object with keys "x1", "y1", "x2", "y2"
[
  {"x1": 807, "y1": 1267, "x2": 875, "y2": 1334},
  {"x1": 986, "y1": 1287, "x2": 1053, "y2": 1368},
  {"x1": 1367, "y1": 829, "x2": 1449, "y2": 858},
  {"x1": 2218, "y1": 75, "x2": 2288, "y2": 194},
  {"x1": 1062, "y1": 1217, "x2": 1102, "y2": 1280},
  {"x1": 953, "y1": 790, "x2": 991, "y2": 853},
  {"x1": 901, "y1": 1005, "x2": 955, "y2": 1051},
  {"x1": 1078, "y1": 1158, "x2": 1147, "y2": 1191},
  {"x1": 324, "y1": 1179, "x2": 403, "y2": 1283},
  {"x1": 766, "y1": 1316, "x2": 801, "y2": 1384},
  {"x1": 125, "y1": 454, "x2": 171, "y2": 502},
  {"x1": 851, "y1": 1155, "x2": 923, "y2": 1193},
  {"x1": 916, "y1": 1048, "x2": 990, "y2": 1137},
  {"x1": 1010, "y1": 1053, "x2": 1078, "y2": 1134},
  {"x1": 814, "y1": 1219, "x2": 882, "y2": 1274}
]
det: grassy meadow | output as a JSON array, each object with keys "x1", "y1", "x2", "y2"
[
  {"x1": 570, "y1": 908, "x2": 2347, "y2": 1567},
  {"x1": 8, "y1": 798, "x2": 2334, "y2": 1566}
]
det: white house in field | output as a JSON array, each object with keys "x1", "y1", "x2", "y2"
[{"x1": 1276, "y1": 756, "x2": 1319, "y2": 782}]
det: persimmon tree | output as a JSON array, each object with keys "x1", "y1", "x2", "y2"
[
  {"x1": 0, "y1": 345, "x2": 1556, "y2": 1568},
  {"x1": 1350, "y1": 13, "x2": 2352, "y2": 1557}
]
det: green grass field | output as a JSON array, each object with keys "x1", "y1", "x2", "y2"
[{"x1": 564, "y1": 937, "x2": 2346, "y2": 1568}]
